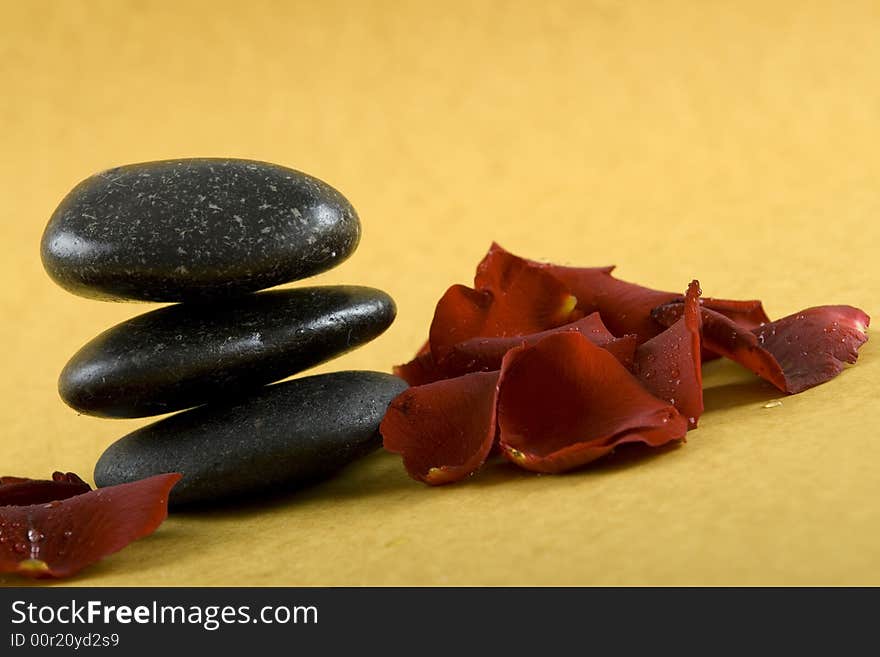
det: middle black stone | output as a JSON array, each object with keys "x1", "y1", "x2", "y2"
[{"x1": 59, "y1": 286, "x2": 396, "y2": 418}]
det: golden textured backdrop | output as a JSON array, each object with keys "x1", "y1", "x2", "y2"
[{"x1": 1, "y1": 0, "x2": 878, "y2": 585}]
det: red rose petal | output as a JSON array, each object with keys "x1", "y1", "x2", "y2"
[
  {"x1": 541, "y1": 266, "x2": 676, "y2": 342},
  {"x1": 660, "y1": 296, "x2": 769, "y2": 364},
  {"x1": 596, "y1": 335, "x2": 639, "y2": 371},
  {"x1": 438, "y1": 313, "x2": 637, "y2": 377},
  {"x1": 0, "y1": 472, "x2": 91, "y2": 506},
  {"x1": 427, "y1": 284, "x2": 493, "y2": 360},
  {"x1": 700, "y1": 297, "x2": 770, "y2": 330},
  {"x1": 484, "y1": 243, "x2": 673, "y2": 341},
  {"x1": 484, "y1": 243, "x2": 768, "y2": 346},
  {"x1": 393, "y1": 350, "x2": 444, "y2": 386},
  {"x1": 477, "y1": 242, "x2": 616, "y2": 283},
  {"x1": 474, "y1": 241, "x2": 611, "y2": 294},
  {"x1": 752, "y1": 306, "x2": 870, "y2": 393},
  {"x1": 496, "y1": 332, "x2": 687, "y2": 474},
  {"x1": 634, "y1": 280, "x2": 704, "y2": 428},
  {"x1": 654, "y1": 303, "x2": 869, "y2": 394},
  {"x1": 654, "y1": 302, "x2": 788, "y2": 390},
  {"x1": 381, "y1": 372, "x2": 500, "y2": 485},
  {"x1": 428, "y1": 250, "x2": 578, "y2": 359},
  {"x1": 0, "y1": 473, "x2": 181, "y2": 579}
]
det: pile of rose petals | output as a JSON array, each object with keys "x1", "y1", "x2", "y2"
[
  {"x1": 381, "y1": 243, "x2": 870, "y2": 484},
  {"x1": 0, "y1": 472, "x2": 180, "y2": 578}
]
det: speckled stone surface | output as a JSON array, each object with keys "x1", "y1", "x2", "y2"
[
  {"x1": 93, "y1": 371, "x2": 408, "y2": 507},
  {"x1": 59, "y1": 286, "x2": 396, "y2": 418},
  {"x1": 41, "y1": 159, "x2": 361, "y2": 302}
]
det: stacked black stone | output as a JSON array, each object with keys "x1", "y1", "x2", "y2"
[{"x1": 41, "y1": 159, "x2": 406, "y2": 507}]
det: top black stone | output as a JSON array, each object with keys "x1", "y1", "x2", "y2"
[{"x1": 40, "y1": 159, "x2": 361, "y2": 302}]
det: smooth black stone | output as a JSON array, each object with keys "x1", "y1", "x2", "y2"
[
  {"x1": 59, "y1": 286, "x2": 396, "y2": 418},
  {"x1": 93, "y1": 371, "x2": 408, "y2": 507},
  {"x1": 41, "y1": 159, "x2": 361, "y2": 302}
]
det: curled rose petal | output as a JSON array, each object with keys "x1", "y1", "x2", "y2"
[
  {"x1": 752, "y1": 306, "x2": 870, "y2": 393},
  {"x1": 700, "y1": 297, "x2": 770, "y2": 330},
  {"x1": 381, "y1": 372, "x2": 499, "y2": 485},
  {"x1": 0, "y1": 472, "x2": 91, "y2": 506},
  {"x1": 634, "y1": 280, "x2": 704, "y2": 428},
  {"x1": 541, "y1": 267, "x2": 676, "y2": 342},
  {"x1": 594, "y1": 334, "x2": 638, "y2": 371},
  {"x1": 483, "y1": 243, "x2": 672, "y2": 341},
  {"x1": 476, "y1": 242, "x2": 616, "y2": 285},
  {"x1": 654, "y1": 302, "x2": 787, "y2": 389},
  {"x1": 439, "y1": 313, "x2": 637, "y2": 377},
  {"x1": 484, "y1": 243, "x2": 767, "y2": 346},
  {"x1": 0, "y1": 473, "x2": 181, "y2": 579},
  {"x1": 428, "y1": 250, "x2": 578, "y2": 359},
  {"x1": 663, "y1": 297, "x2": 769, "y2": 364},
  {"x1": 393, "y1": 350, "x2": 444, "y2": 386},
  {"x1": 474, "y1": 242, "x2": 609, "y2": 296},
  {"x1": 654, "y1": 303, "x2": 869, "y2": 394},
  {"x1": 496, "y1": 332, "x2": 687, "y2": 474}
]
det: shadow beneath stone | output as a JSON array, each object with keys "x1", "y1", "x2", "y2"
[
  {"x1": 173, "y1": 450, "x2": 418, "y2": 519},
  {"x1": 173, "y1": 376, "x2": 792, "y2": 520}
]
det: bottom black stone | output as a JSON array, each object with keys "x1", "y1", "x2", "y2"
[{"x1": 93, "y1": 371, "x2": 407, "y2": 507}]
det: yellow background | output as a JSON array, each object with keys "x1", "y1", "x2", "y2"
[{"x1": 2, "y1": 0, "x2": 878, "y2": 586}]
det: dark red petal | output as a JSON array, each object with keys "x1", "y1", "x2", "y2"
[
  {"x1": 381, "y1": 372, "x2": 500, "y2": 485},
  {"x1": 654, "y1": 302, "x2": 788, "y2": 390},
  {"x1": 496, "y1": 332, "x2": 687, "y2": 474},
  {"x1": 427, "y1": 284, "x2": 492, "y2": 360},
  {"x1": 52, "y1": 472, "x2": 89, "y2": 485},
  {"x1": 654, "y1": 303, "x2": 869, "y2": 394},
  {"x1": 598, "y1": 335, "x2": 639, "y2": 371},
  {"x1": 438, "y1": 313, "x2": 636, "y2": 377},
  {"x1": 0, "y1": 471, "x2": 92, "y2": 507},
  {"x1": 665, "y1": 296, "x2": 769, "y2": 363},
  {"x1": 634, "y1": 280, "x2": 704, "y2": 428},
  {"x1": 428, "y1": 252, "x2": 578, "y2": 360},
  {"x1": 393, "y1": 350, "x2": 445, "y2": 386},
  {"x1": 0, "y1": 473, "x2": 181, "y2": 579},
  {"x1": 0, "y1": 473, "x2": 85, "y2": 485},
  {"x1": 486, "y1": 243, "x2": 672, "y2": 341},
  {"x1": 543, "y1": 266, "x2": 677, "y2": 343},
  {"x1": 479, "y1": 242, "x2": 616, "y2": 280},
  {"x1": 475, "y1": 242, "x2": 612, "y2": 291},
  {"x1": 487, "y1": 243, "x2": 771, "y2": 346},
  {"x1": 752, "y1": 306, "x2": 870, "y2": 393},
  {"x1": 484, "y1": 244, "x2": 682, "y2": 342},
  {"x1": 701, "y1": 297, "x2": 770, "y2": 330}
]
